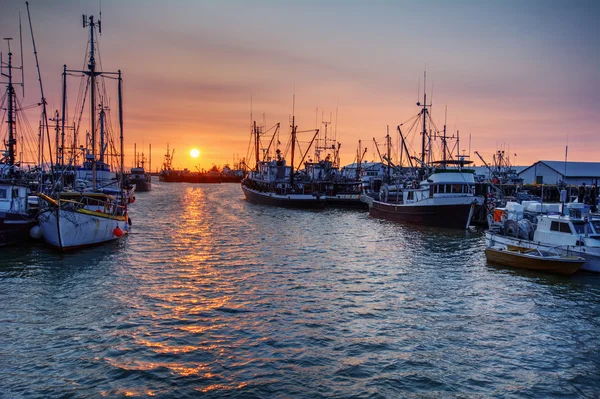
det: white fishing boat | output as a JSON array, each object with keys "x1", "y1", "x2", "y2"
[
  {"x1": 38, "y1": 192, "x2": 129, "y2": 249},
  {"x1": 486, "y1": 202, "x2": 600, "y2": 272},
  {"x1": 38, "y1": 14, "x2": 131, "y2": 250}
]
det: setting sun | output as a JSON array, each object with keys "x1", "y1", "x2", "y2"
[{"x1": 190, "y1": 149, "x2": 200, "y2": 158}]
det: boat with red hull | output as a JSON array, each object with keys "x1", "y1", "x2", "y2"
[
  {"x1": 370, "y1": 201, "x2": 476, "y2": 229},
  {"x1": 365, "y1": 73, "x2": 482, "y2": 229}
]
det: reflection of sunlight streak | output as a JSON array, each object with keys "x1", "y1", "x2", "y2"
[
  {"x1": 135, "y1": 338, "x2": 199, "y2": 355},
  {"x1": 105, "y1": 358, "x2": 217, "y2": 378},
  {"x1": 101, "y1": 389, "x2": 157, "y2": 397},
  {"x1": 196, "y1": 382, "x2": 249, "y2": 393},
  {"x1": 105, "y1": 186, "x2": 246, "y2": 392}
]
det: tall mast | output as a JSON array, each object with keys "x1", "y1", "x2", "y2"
[
  {"x1": 418, "y1": 71, "x2": 428, "y2": 168},
  {"x1": 51, "y1": 110, "x2": 60, "y2": 166},
  {"x1": 290, "y1": 114, "x2": 296, "y2": 185},
  {"x1": 442, "y1": 106, "x2": 447, "y2": 168},
  {"x1": 118, "y1": 70, "x2": 124, "y2": 188},
  {"x1": 61, "y1": 65, "x2": 66, "y2": 167},
  {"x1": 254, "y1": 120, "x2": 259, "y2": 170},
  {"x1": 149, "y1": 143, "x2": 151, "y2": 173},
  {"x1": 1, "y1": 39, "x2": 17, "y2": 170},
  {"x1": 386, "y1": 125, "x2": 391, "y2": 182},
  {"x1": 87, "y1": 15, "x2": 97, "y2": 189},
  {"x1": 99, "y1": 105, "x2": 105, "y2": 163}
]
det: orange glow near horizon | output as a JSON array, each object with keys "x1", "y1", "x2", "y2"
[{"x1": 1, "y1": 2, "x2": 597, "y2": 173}]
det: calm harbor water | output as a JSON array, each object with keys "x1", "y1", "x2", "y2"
[{"x1": 1, "y1": 181, "x2": 600, "y2": 398}]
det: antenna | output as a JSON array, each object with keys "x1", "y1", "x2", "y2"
[{"x1": 83, "y1": 14, "x2": 87, "y2": 28}]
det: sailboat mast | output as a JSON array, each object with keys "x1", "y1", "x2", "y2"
[
  {"x1": 53, "y1": 110, "x2": 60, "y2": 166},
  {"x1": 386, "y1": 125, "x2": 391, "y2": 182},
  {"x1": 61, "y1": 65, "x2": 66, "y2": 167},
  {"x1": 290, "y1": 114, "x2": 296, "y2": 185},
  {"x1": 118, "y1": 70, "x2": 124, "y2": 189},
  {"x1": 420, "y1": 72, "x2": 427, "y2": 168},
  {"x1": 254, "y1": 121, "x2": 259, "y2": 170},
  {"x1": 4, "y1": 45, "x2": 17, "y2": 169},
  {"x1": 442, "y1": 106, "x2": 447, "y2": 167},
  {"x1": 99, "y1": 107, "x2": 105, "y2": 163},
  {"x1": 87, "y1": 15, "x2": 97, "y2": 189}
]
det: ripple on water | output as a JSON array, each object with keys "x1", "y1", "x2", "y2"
[{"x1": 1, "y1": 183, "x2": 600, "y2": 397}]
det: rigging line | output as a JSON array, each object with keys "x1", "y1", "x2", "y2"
[{"x1": 25, "y1": 1, "x2": 54, "y2": 185}]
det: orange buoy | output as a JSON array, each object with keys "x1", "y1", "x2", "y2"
[
  {"x1": 129, "y1": 196, "x2": 136, "y2": 204},
  {"x1": 113, "y1": 227, "x2": 123, "y2": 237}
]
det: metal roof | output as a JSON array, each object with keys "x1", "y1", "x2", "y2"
[{"x1": 519, "y1": 161, "x2": 600, "y2": 177}]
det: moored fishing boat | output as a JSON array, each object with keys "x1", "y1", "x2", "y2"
[
  {"x1": 485, "y1": 245, "x2": 585, "y2": 275},
  {"x1": 38, "y1": 192, "x2": 129, "y2": 249},
  {"x1": 37, "y1": 14, "x2": 131, "y2": 250},
  {"x1": 486, "y1": 202, "x2": 600, "y2": 272},
  {"x1": 127, "y1": 144, "x2": 152, "y2": 191},
  {"x1": 370, "y1": 168, "x2": 481, "y2": 229},
  {"x1": 0, "y1": 36, "x2": 38, "y2": 246},
  {"x1": 366, "y1": 74, "x2": 483, "y2": 229},
  {"x1": 241, "y1": 116, "x2": 325, "y2": 208},
  {"x1": 0, "y1": 180, "x2": 37, "y2": 246}
]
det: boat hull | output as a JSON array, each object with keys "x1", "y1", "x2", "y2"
[
  {"x1": 129, "y1": 177, "x2": 151, "y2": 192},
  {"x1": 485, "y1": 232, "x2": 600, "y2": 273},
  {"x1": 324, "y1": 194, "x2": 368, "y2": 209},
  {"x1": 241, "y1": 185, "x2": 325, "y2": 209},
  {"x1": 369, "y1": 199, "x2": 475, "y2": 229},
  {"x1": 38, "y1": 209, "x2": 129, "y2": 250},
  {"x1": 0, "y1": 213, "x2": 37, "y2": 246},
  {"x1": 485, "y1": 247, "x2": 584, "y2": 275}
]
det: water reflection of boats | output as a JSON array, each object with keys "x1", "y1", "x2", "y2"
[
  {"x1": 486, "y1": 201, "x2": 600, "y2": 273},
  {"x1": 485, "y1": 246, "x2": 585, "y2": 275}
]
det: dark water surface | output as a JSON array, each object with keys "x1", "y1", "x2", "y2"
[{"x1": 2, "y1": 181, "x2": 600, "y2": 398}]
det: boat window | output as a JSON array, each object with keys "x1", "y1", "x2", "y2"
[
  {"x1": 452, "y1": 184, "x2": 462, "y2": 193},
  {"x1": 572, "y1": 222, "x2": 585, "y2": 234},
  {"x1": 572, "y1": 221, "x2": 595, "y2": 235},
  {"x1": 591, "y1": 220, "x2": 600, "y2": 234},
  {"x1": 551, "y1": 221, "x2": 572, "y2": 233},
  {"x1": 0, "y1": 188, "x2": 7, "y2": 199},
  {"x1": 407, "y1": 191, "x2": 414, "y2": 200}
]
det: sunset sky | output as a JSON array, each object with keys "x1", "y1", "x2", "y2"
[{"x1": 1, "y1": 0, "x2": 599, "y2": 171}]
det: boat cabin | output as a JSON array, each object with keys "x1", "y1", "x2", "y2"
[{"x1": 0, "y1": 183, "x2": 28, "y2": 214}]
